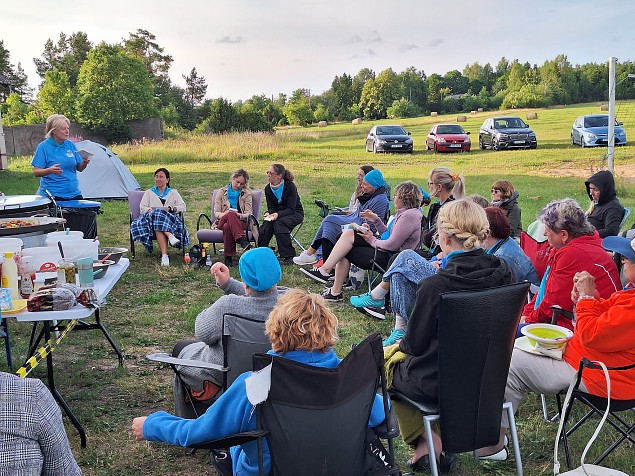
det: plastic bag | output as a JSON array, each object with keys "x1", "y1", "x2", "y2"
[{"x1": 27, "y1": 287, "x2": 76, "y2": 312}]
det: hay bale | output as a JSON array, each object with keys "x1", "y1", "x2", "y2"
[
  {"x1": 600, "y1": 104, "x2": 609, "y2": 111},
  {"x1": 318, "y1": 120, "x2": 327, "y2": 127},
  {"x1": 351, "y1": 118, "x2": 362, "y2": 125},
  {"x1": 470, "y1": 110, "x2": 477, "y2": 115},
  {"x1": 431, "y1": 112, "x2": 438, "y2": 117},
  {"x1": 477, "y1": 107, "x2": 484, "y2": 113},
  {"x1": 456, "y1": 115, "x2": 467, "y2": 122},
  {"x1": 526, "y1": 112, "x2": 538, "y2": 120}
]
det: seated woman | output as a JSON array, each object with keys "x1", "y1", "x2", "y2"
[
  {"x1": 213, "y1": 168, "x2": 253, "y2": 267},
  {"x1": 490, "y1": 180, "x2": 522, "y2": 238},
  {"x1": 171, "y1": 247, "x2": 281, "y2": 418},
  {"x1": 132, "y1": 289, "x2": 389, "y2": 476},
  {"x1": 293, "y1": 167, "x2": 389, "y2": 265},
  {"x1": 520, "y1": 198, "x2": 620, "y2": 333},
  {"x1": 131, "y1": 167, "x2": 189, "y2": 267},
  {"x1": 478, "y1": 240, "x2": 635, "y2": 461},
  {"x1": 585, "y1": 170, "x2": 625, "y2": 238},
  {"x1": 390, "y1": 199, "x2": 513, "y2": 472},
  {"x1": 257, "y1": 164, "x2": 304, "y2": 265},
  {"x1": 301, "y1": 181, "x2": 423, "y2": 302}
]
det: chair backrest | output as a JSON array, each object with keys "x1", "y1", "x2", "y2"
[
  {"x1": 210, "y1": 189, "x2": 263, "y2": 222},
  {"x1": 128, "y1": 190, "x2": 145, "y2": 221},
  {"x1": 437, "y1": 282, "x2": 530, "y2": 453},
  {"x1": 619, "y1": 207, "x2": 630, "y2": 230},
  {"x1": 252, "y1": 333, "x2": 387, "y2": 476},
  {"x1": 222, "y1": 313, "x2": 271, "y2": 389}
]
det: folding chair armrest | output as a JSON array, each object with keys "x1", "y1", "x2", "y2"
[
  {"x1": 197, "y1": 213, "x2": 213, "y2": 231},
  {"x1": 146, "y1": 353, "x2": 229, "y2": 372},
  {"x1": 580, "y1": 357, "x2": 635, "y2": 372},
  {"x1": 550, "y1": 305, "x2": 574, "y2": 324},
  {"x1": 372, "y1": 405, "x2": 400, "y2": 439},
  {"x1": 188, "y1": 430, "x2": 268, "y2": 450}
]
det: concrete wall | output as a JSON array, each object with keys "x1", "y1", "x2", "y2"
[{"x1": 4, "y1": 117, "x2": 163, "y2": 156}]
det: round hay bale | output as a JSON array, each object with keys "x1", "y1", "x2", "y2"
[
  {"x1": 351, "y1": 118, "x2": 362, "y2": 125},
  {"x1": 456, "y1": 115, "x2": 467, "y2": 122},
  {"x1": 600, "y1": 104, "x2": 609, "y2": 111},
  {"x1": 477, "y1": 107, "x2": 484, "y2": 113},
  {"x1": 526, "y1": 112, "x2": 538, "y2": 120},
  {"x1": 470, "y1": 110, "x2": 477, "y2": 115},
  {"x1": 318, "y1": 120, "x2": 328, "y2": 127},
  {"x1": 431, "y1": 111, "x2": 438, "y2": 117}
]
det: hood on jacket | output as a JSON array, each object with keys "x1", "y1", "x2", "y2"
[
  {"x1": 501, "y1": 191, "x2": 519, "y2": 206},
  {"x1": 438, "y1": 248, "x2": 513, "y2": 289},
  {"x1": 585, "y1": 170, "x2": 617, "y2": 206}
]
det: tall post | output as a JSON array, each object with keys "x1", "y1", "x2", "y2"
[
  {"x1": 607, "y1": 56, "x2": 617, "y2": 174},
  {"x1": 0, "y1": 109, "x2": 8, "y2": 170}
]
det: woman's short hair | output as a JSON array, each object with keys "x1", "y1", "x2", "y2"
[
  {"x1": 232, "y1": 168, "x2": 249, "y2": 183},
  {"x1": 437, "y1": 199, "x2": 489, "y2": 250},
  {"x1": 359, "y1": 165, "x2": 374, "y2": 175},
  {"x1": 154, "y1": 167, "x2": 171, "y2": 186},
  {"x1": 44, "y1": 114, "x2": 70, "y2": 139},
  {"x1": 538, "y1": 198, "x2": 595, "y2": 238},
  {"x1": 271, "y1": 163, "x2": 294, "y2": 182},
  {"x1": 429, "y1": 167, "x2": 466, "y2": 199},
  {"x1": 394, "y1": 181, "x2": 423, "y2": 209},
  {"x1": 485, "y1": 206, "x2": 512, "y2": 239},
  {"x1": 492, "y1": 180, "x2": 515, "y2": 200},
  {"x1": 266, "y1": 289, "x2": 338, "y2": 354}
]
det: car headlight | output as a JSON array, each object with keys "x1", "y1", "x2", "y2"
[
  {"x1": 437, "y1": 137, "x2": 446, "y2": 143},
  {"x1": 464, "y1": 137, "x2": 471, "y2": 143},
  {"x1": 377, "y1": 139, "x2": 387, "y2": 144},
  {"x1": 406, "y1": 138, "x2": 413, "y2": 144},
  {"x1": 497, "y1": 133, "x2": 509, "y2": 139},
  {"x1": 586, "y1": 132, "x2": 597, "y2": 139},
  {"x1": 528, "y1": 132, "x2": 536, "y2": 137}
]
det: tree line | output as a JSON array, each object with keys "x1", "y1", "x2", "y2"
[{"x1": 2, "y1": 30, "x2": 635, "y2": 141}]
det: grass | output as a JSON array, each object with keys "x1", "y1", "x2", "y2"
[{"x1": 1, "y1": 102, "x2": 634, "y2": 475}]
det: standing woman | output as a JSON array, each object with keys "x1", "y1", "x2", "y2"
[
  {"x1": 31, "y1": 114, "x2": 90, "y2": 200},
  {"x1": 258, "y1": 164, "x2": 304, "y2": 264},
  {"x1": 490, "y1": 180, "x2": 523, "y2": 238},
  {"x1": 213, "y1": 169, "x2": 253, "y2": 267},
  {"x1": 131, "y1": 168, "x2": 189, "y2": 267}
]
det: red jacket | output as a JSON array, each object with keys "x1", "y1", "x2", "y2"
[
  {"x1": 564, "y1": 289, "x2": 635, "y2": 400},
  {"x1": 523, "y1": 232, "x2": 620, "y2": 329}
]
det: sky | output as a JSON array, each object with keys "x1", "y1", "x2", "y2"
[{"x1": 1, "y1": 0, "x2": 634, "y2": 102}]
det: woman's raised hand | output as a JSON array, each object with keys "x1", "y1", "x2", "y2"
[{"x1": 211, "y1": 261, "x2": 230, "y2": 287}]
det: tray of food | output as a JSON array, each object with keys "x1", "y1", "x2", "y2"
[{"x1": 0, "y1": 216, "x2": 66, "y2": 236}]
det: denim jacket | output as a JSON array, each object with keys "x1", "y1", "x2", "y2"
[{"x1": 489, "y1": 237, "x2": 540, "y2": 286}]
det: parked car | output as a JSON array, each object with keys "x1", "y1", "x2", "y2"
[
  {"x1": 365, "y1": 125, "x2": 413, "y2": 153},
  {"x1": 478, "y1": 116, "x2": 537, "y2": 151},
  {"x1": 571, "y1": 114, "x2": 627, "y2": 147},
  {"x1": 425, "y1": 124, "x2": 471, "y2": 153}
]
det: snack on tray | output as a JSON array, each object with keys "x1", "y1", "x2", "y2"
[{"x1": 27, "y1": 287, "x2": 76, "y2": 312}]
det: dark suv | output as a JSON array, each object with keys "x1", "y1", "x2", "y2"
[{"x1": 478, "y1": 116, "x2": 537, "y2": 151}]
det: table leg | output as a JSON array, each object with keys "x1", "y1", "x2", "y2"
[{"x1": 94, "y1": 308, "x2": 124, "y2": 366}]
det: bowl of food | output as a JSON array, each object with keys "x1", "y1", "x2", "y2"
[
  {"x1": 98, "y1": 247, "x2": 128, "y2": 265},
  {"x1": 521, "y1": 323, "x2": 573, "y2": 349}
]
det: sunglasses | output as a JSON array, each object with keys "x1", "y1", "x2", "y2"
[{"x1": 491, "y1": 189, "x2": 502, "y2": 193}]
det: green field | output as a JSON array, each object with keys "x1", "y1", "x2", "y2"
[{"x1": 1, "y1": 103, "x2": 633, "y2": 476}]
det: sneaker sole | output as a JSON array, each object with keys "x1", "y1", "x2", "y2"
[
  {"x1": 293, "y1": 257, "x2": 318, "y2": 265},
  {"x1": 324, "y1": 296, "x2": 343, "y2": 303},
  {"x1": 300, "y1": 267, "x2": 330, "y2": 284},
  {"x1": 361, "y1": 306, "x2": 386, "y2": 320}
]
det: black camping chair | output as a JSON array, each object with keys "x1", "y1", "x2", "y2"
[
  {"x1": 190, "y1": 333, "x2": 400, "y2": 476},
  {"x1": 556, "y1": 358, "x2": 635, "y2": 470},
  {"x1": 147, "y1": 313, "x2": 271, "y2": 418},
  {"x1": 390, "y1": 282, "x2": 530, "y2": 476}
]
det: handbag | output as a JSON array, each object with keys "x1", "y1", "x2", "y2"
[{"x1": 553, "y1": 360, "x2": 628, "y2": 476}]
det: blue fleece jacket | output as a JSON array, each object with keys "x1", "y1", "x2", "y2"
[{"x1": 142, "y1": 348, "x2": 387, "y2": 476}]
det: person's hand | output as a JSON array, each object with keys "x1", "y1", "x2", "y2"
[
  {"x1": 572, "y1": 271, "x2": 597, "y2": 302},
  {"x1": 269, "y1": 212, "x2": 279, "y2": 221},
  {"x1": 132, "y1": 417, "x2": 147, "y2": 441},
  {"x1": 519, "y1": 315, "x2": 526, "y2": 324},
  {"x1": 81, "y1": 156, "x2": 90, "y2": 168},
  {"x1": 48, "y1": 164, "x2": 63, "y2": 175},
  {"x1": 211, "y1": 262, "x2": 230, "y2": 286},
  {"x1": 343, "y1": 209, "x2": 352, "y2": 215},
  {"x1": 360, "y1": 209, "x2": 378, "y2": 222},
  {"x1": 359, "y1": 227, "x2": 374, "y2": 242},
  {"x1": 216, "y1": 210, "x2": 227, "y2": 220}
]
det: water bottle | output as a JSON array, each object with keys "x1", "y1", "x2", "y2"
[{"x1": 206, "y1": 253, "x2": 212, "y2": 267}]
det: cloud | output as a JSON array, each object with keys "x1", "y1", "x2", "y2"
[
  {"x1": 216, "y1": 35, "x2": 245, "y2": 44},
  {"x1": 367, "y1": 31, "x2": 382, "y2": 43},
  {"x1": 346, "y1": 34, "x2": 362, "y2": 44},
  {"x1": 399, "y1": 44, "x2": 418, "y2": 53},
  {"x1": 428, "y1": 38, "x2": 444, "y2": 47}
]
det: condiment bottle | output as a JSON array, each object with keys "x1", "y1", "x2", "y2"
[
  {"x1": 19, "y1": 256, "x2": 36, "y2": 298},
  {"x1": 57, "y1": 259, "x2": 76, "y2": 285},
  {"x1": 1, "y1": 252, "x2": 20, "y2": 300}
]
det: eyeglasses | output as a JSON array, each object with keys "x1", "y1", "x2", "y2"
[
  {"x1": 491, "y1": 189, "x2": 502, "y2": 193},
  {"x1": 428, "y1": 182, "x2": 438, "y2": 186},
  {"x1": 266, "y1": 171, "x2": 279, "y2": 176}
]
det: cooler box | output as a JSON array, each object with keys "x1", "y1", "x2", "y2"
[{"x1": 57, "y1": 200, "x2": 102, "y2": 239}]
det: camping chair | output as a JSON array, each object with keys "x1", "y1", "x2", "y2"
[
  {"x1": 195, "y1": 189, "x2": 262, "y2": 254},
  {"x1": 389, "y1": 282, "x2": 530, "y2": 476},
  {"x1": 619, "y1": 207, "x2": 630, "y2": 231},
  {"x1": 128, "y1": 190, "x2": 186, "y2": 259},
  {"x1": 189, "y1": 333, "x2": 400, "y2": 476},
  {"x1": 1, "y1": 316, "x2": 12, "y2": 370},
  {"x1": 555, "y1": 358, "x2": 635, "y2": 470},
  {"x1": 519, "y1": 231, "x2": 552, "y2": 282},
  {"x1": 147, "y1": 313, "x2": 271, "y2": 418}
]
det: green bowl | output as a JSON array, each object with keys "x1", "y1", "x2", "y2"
[{"x1": 521, "y1": 324, "x2": 573, "y2": 348}]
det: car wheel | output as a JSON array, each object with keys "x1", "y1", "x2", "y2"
[
  {"x1": 373, "y1": 143, "x2": 378, "y2": 154},
  {"x1": 580, "y1": 138, "x2": 585, "y2": 148},
  {"x1": 433, "y1": 143, "x2": 438, "y2": 154},
  {"x1": 365, "y1": 142, "x2": 370, "y2": 152},
  {"x1": 570, "y1": 135, "x2": 575, "y2": 145},
  {"x1": 479, "y1": 137, "x2": 485, "y2": 150},
  {"x1": 425, "y1": 141, "x2": 430, "y2": 151},
  {"x1": 491, "y1": 139, "x2": 499, "y2": 151}
]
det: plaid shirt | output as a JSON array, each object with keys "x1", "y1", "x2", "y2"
[{"x1": 0, "y1": 372, "x2": 81, "y2": 475}]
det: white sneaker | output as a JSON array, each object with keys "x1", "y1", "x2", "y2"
[
  {"x1": 168, "y1": 235, "x2": 180, "y2": 247},
  {"x1": 161, "y1": 255, "x2": 170, "y2": 266},
  {"x1": 293, "y1": 250, "x2": 318, "y2": 265}
]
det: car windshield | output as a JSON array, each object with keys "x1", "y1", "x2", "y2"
[
  {"x1": 437, "y1": 125, "x2": 465, "y2": 134},
  {"x1": 584, "y1": 116, "x2": 609, "y2": 128},
  {"x1": 496, "y1": 118, "x2": 526, "y2": 129},
  {"x1": 377, "y1": 126, "x2": 406, "y2": 135}
]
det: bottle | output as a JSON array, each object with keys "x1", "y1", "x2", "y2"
[
  {"x1": 1, "y1": 252, "x2": 20, "y2": 300},
  {"x1": 19, "y1": 256, "x2": 36, "y2": 298},
  {"x1": 184, "y1": 252, "x2": 191, "y2": 264},
  {"x1": 205, "y1": 251, "x2": 212, "y2": 267}
]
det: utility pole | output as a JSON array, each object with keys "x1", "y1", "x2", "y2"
[{"x1": 607, "y1": 57, "x2": 616, "y2": 174}]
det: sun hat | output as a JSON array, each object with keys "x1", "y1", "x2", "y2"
[
  {"x1": 602, "y1": 235, "x2": 635, "y2": 263},
  {"x1": 239, "y1": 247, "x2": 282, "y2": 291},
  {"x1": 362, "y1": 169, "x2": 385, "y2": 189}
]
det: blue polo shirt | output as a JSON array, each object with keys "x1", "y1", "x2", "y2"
[{"x1": 32, "y1": 138, "x2": 83, "y2": 199}]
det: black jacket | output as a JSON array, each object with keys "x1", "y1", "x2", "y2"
[
  {"x1": 585, "y1": 170, "x2": 624, "y2": 238},
  {"x1": 264, "y1": 180, "x2": 304, "y2": 218},
  {"x1": 497, "y1": 191, "x2": 523, "y2": 238},
  {"x1": 393, "y1": 249, "x2": 513, "y2": 403}
]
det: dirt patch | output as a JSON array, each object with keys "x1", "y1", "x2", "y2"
[{"x1": 534, "y1": 163, "x2": 635, "y2": 181}]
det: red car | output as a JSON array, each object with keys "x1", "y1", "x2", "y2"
[{"x1": 425, "y1": 124, "x2": 471, "y2": 152}]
